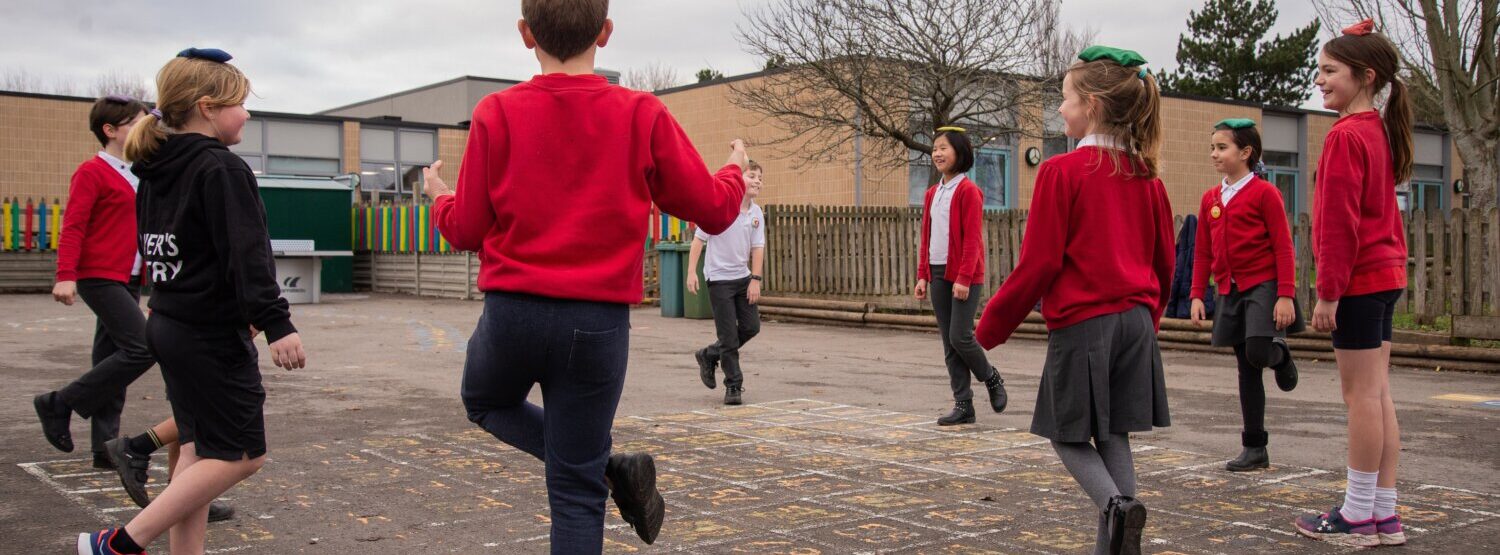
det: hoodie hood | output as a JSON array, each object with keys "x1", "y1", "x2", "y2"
[{"x1": 132, "y1": 133, "x2": 228, "y2": 196}]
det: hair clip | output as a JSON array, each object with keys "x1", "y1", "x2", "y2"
[
  {"x1": 177, "y1": 47, "x2": 233, "y2": 63},
  {"x1": 1215, "y1": 118, "x2": 1256, "y2": 129},
  {"x1": 149, "y1": 108, "x2": 163, "y2": 119},
  {"x1": 1342, "y1": 18, "x2": 1375, "y2": 36},
  {"x1": 936, "y1": 126, "x2": 967, "y2": 133},
  {"x1": 1137, "y1": 68, "x2": 1148, "y2": 79},
  {"x1": 1078, "y1": 45, "x2": 1148, "y2": 68}
]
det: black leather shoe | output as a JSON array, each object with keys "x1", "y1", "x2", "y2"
[
  {"x1": 208, "y1": 501, "x2": 236, "y2": 523},
  {"x1": 1272, "y1": 337, "x2": 1298, "y2": 392},
  {"x1": 937, "y1": 400, "x2": 976, "y2": 426},
  {"x1": 104, "y1": 437, "x2": 153, "y2": 508},
  {"x1": 724, "y1": 386, "x2": 743, "y2": 406},
  {"x1": 1226, "y1": 446, "x2": 1270, "y2": 472},
  {"x1": 695, "y1": 349, "x2": 717, "y2": 390},
  {"x1": 1107, "y1": 495, "x2": 1147, "y2": 555},
  {"x1": 607, "y1": 453, "x2": 664, "y2": 545},
  {"x1": 92, "y1": 452, "x2": 115, "y2": 470},
  {"x1": 33, "y1": 392, "x2": 74, "y2": 453},
  {"x1": 984, "y1": 371, "x2": 1008, "y2": 413}
]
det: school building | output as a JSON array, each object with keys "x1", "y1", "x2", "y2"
[{"x1": 0, "y1": 68, "x2": 1468, "y2": 219}]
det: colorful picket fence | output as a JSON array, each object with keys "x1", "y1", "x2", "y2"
[
  {"x1": 1, "y1": 197, "x2": 64, "y2": 252},
  {"x1": 355, "y1": 202, "x2": 697, "y2": 254}
]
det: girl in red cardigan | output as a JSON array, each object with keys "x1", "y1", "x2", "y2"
[
  {"x1": 1294, "y1": 20, "x2": 1413, "y2": 548},
  {"x1": 1188, "y1": 118, "x2": 1303, "y2": 473},
  {"x1": 975, "y1": 46, "x2": 1174, "y2": 555},
  {"x1": 914, "y1": 127, "x2": 1007, "y2": 426}
]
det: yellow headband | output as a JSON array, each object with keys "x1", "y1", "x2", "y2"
[{"x1": 936, "y1": 126, "x2": 966, "y2": 133}]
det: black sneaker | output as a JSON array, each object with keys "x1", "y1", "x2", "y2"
[
  {"x1": 937, "y1": 400, "x2": 976, "y2": 426},
  {"x1": 208, "y1": 501, "x2": 236, "y2": 523},
  {"x1": 1272, "y1": 337, "x2": 1298, "y2": 392},
  {"x1": 104, "y1": 437, "x2": 153, "y2": 508},
  {"x1": 606, "y1": 453, "x2": 664, "y2": 545},
  {"x1": 724, "y1": 386, "x2": 743, "y2": 406},
  {"x1": 33, "y1": 391, "x2": 74, "y2": 453},
  {"x1": 695, "y1": 349, "x2": 717, "y2": 390},
  {"x1": 983, "y1": 370, "x2": 1008, "y2": 413},
  {"x1": 1107, "y1": 495, "x2": 1147, "y2": 555}
]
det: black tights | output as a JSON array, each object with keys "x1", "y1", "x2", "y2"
[{"x1": 1234, "y1": 337, "x2": 1288, "y2": 447}]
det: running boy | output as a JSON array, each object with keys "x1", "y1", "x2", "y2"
[{"x1": 689, "y1": 160, "x2": 766, "y2": 406}]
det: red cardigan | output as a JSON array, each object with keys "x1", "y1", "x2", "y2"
[
  {"x1": 1312, "y1": 111, "x2": 1408, "y2": 300},
  {"x1": 1190, "y1": 176, "x2": 1296, "y2": 299},
  {"x1": 917, "y1": 176, "x2": 985, "y2": 287},
  {"x1": 433, "y1": 74, "x2": 745, "y2": 304},
  {"x1": 56, "y1": 156, "x2": 139, "y2": 283},
  {"x1": 976, "y1": 148, "x2": 1175, "y2": 348}
]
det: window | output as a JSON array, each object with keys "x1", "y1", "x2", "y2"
[
  {"x1": 1408, "y1": 164, "x2": 1445, "y2": 214},
  {"x1": 907, "y1": 146, "x2": 1013, "y2": 209},
  {"x1": 360, "y1": 127, "x2": 436, "y2": 200},
  {"x1": 230, "y1": 119, "x2": 341, "y2": 177}
]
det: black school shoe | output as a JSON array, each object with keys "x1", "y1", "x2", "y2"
[
  {"x1": 1107, "y1": 495, "x2": 1147, "y2": 555},
  {"x1": 724, "y1": 386, "x2": 743, "y2": 406},
  {"x1": 1272, "y1": 337, "x2": 1298, "y2": 392},
  {"x1": 937, "y1": 400, "x2": 976, "y2": 426},
  {"x1": 104, "y1": 437, "x2": 153, "y2": 508},
  {"x1": 695, "y1": 349, "x2": 717, "y2": 390},
  {"x1": 92, "y1": 452, "x2": 115, "y2": 470},
  {"x1": 1226, "y1": 447, "x2": 1270, "y2": 472},
  {"x1": 33, "y1": 391, "x2": 74, "y2": 453},
  {"x1": 208, "y1": 501, "x2": 236, "y2": 523},
  {"x1": 983, "y1": 371, "x2": 1008, "y2": 413},
  {"x1": 607, "y1": 453, "x2": 665, "y2": 544}
]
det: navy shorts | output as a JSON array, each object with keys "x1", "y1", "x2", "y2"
[{"x1": 1331, "y1": 289, "x2": 1402, "y2": 350}]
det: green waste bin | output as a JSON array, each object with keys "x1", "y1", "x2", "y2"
[
  {"x1": 655, "y1": 242, "x2": 688, "y2": 318},
  {"x1": 684, "y1": 252, "x2": 713, "y2": 319}
]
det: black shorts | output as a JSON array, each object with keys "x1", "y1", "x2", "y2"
[
  {"x1": 146, "y1": 314, "x2": 267, "y2": 461},
  {"x1": 1331, "y1": 289, "x2": 1402, "y2": 350}
]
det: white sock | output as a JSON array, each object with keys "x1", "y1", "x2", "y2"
[
  {"x1": 1340, "y1": 467, "x2": 1379, "y2": 522},
  {"x1": 1374, "y1": 486, "x2": 1398, "y2": 520}
]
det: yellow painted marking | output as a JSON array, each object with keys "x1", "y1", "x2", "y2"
[{"x1": 1431, "y1": 393, "x2": 1498, "y2": 403}]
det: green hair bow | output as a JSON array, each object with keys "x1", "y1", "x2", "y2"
[
  {"x1": 1077, "y1": 45, "x2": 1147, "y2": 69},
  {"x1": 1215, "y1": 118, "x2": 1257, "y2": 130}
]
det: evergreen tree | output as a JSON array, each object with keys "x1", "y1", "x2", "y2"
[
  {"x1": 1160, "y1": 0, "x2": 1320, "y2": 106},
  {"x1": 696, "y1": 68, "x2": 726, "y2": 83}
]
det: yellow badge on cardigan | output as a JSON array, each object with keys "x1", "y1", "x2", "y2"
[{"x1": 1210, "y1": 205, "x2": 1222, "y2": 219}]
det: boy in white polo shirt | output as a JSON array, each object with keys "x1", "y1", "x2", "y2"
[{"x1": 688, "y1": 161, "x2": 766, "y2": 405}]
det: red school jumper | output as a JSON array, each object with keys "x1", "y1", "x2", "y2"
[
  {"x1": 917, "y1": 176, "x2": 986, "y2": 287},
  {"x1": 976, "y1": 147, "x2": 1176, "y2": 349},
  {"x1": 1190, "y1": 176, "x2": 1296, "y2": 300},
  {"x1": 432, "y1": 73, "x2": 745, "y2": 304},
  {"x1": 1312, "y1": 111, "x2": 1407, "y2": 301},
  {"x1": 56, "y1": 156, "x2": 139, "y2": 283}
]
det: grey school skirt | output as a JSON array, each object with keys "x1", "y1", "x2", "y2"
[
  {"x1": 1210, "y1": 280, "x2": 1306, "y2": 347},
  {"x1": 1031, "y1": 305, "x2": 1171, "y2": 442}
]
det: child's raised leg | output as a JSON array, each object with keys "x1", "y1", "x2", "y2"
[{"x1": 121, "y1": 443, "x2": 263, "y2": 551}]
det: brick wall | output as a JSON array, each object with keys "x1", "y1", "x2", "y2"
[{"x1": 0, "y1": 94, "x2": 99, "y2": 201}]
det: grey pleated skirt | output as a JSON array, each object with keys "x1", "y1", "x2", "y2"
[
  {"x1": 1210, "y1": 280, "x2": 1306, "y2": 347},
  {"x1": 1030, "y1": 305, "x2": 1171, "y2": 442}
]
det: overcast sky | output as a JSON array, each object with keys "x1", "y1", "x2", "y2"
[{"x1": 0, "y1": 0, "x2": 1331, "y2": 114}]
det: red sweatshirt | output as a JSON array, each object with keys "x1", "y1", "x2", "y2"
[
  {"x1": 1312, "y1": 111, "x2": 1407, "y2": 300},
  {"x1": 56, "y1": 155, "x2": 139, "y2": 283},
  {"x1": 433, "y1": 74, "x2": 745, "y2": 304},
  {"x1": 1191, "y1": 176, "x2": 1296, "y2": 299},
  {"x1": 976, "y1": 148, "x2": 1175, "y2": 348},
  {"x1": 917, "y1": 177, "x2": 985, "y2": 287}
]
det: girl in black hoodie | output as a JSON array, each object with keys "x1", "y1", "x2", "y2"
[{"x1": 77, "y1": 48, "x2": 305, "y2": 555}]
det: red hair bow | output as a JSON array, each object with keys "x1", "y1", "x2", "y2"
[{"x1": 1342, "y1": 18, "x2": 1375, "y2": 36}]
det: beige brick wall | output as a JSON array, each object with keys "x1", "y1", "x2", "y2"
[
  {"x1": 1157, "y1": 97, "x2": 1262, "y2": 213},
  {"x1": 0, "y1": 94, "x2": 100, "y2": 201},
  {"x1": 437, "y1": 128, "x2": 466, "y2": 186},
  {"x1": 342, "y1": 121, "x2": 361, "y2": 174}
]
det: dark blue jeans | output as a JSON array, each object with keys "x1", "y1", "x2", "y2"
[{"x1": 461, "y1": 292, "x2": 630, "y2": 554}]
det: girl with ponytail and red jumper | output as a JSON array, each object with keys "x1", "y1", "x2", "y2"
[
  {"x1": 1189, "y1": 118, "x2": 1303, "y2": 472},
  {"x1": 1293, "y1": 20, "x2": 1413, "y2": 548},
  {"x1": 976, "y1": 46, "x2": 1174, "y2": 555}
]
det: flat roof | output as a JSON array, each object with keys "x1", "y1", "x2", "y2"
[{"x1": 316, "y1": 75, "x2": 522, "y2": 115}]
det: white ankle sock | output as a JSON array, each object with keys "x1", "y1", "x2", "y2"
[
  {"x1": 1373, "y1": 486, "x2": 1398, "y2": 519},
  {"x1": 1340, "y1": 467, "x2": 1378, "y2": 522}
]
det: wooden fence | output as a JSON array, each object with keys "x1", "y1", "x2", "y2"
[
  {"x1": 764, "y1": 205, "x2": 1500, "y2": 322},
  {"x1": 354, "y1": 248, "x2": 662, "y2": 301}
]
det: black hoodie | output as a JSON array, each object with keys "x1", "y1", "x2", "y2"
[{"x1": 133, "y1": 133, "x2": 296, "y2": 342}]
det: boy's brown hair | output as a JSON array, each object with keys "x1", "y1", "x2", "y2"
[
  {"x1": 522, "y1": 0, "x2": 609, "y2": 62},
  {"x1": 746, "y1": 160, "x2": 763, "y2": 174},
  {"x1": 89, "y1": 96, "x2": 149, "y2": 147}
]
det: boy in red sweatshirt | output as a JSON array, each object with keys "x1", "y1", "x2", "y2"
[{"x1": 421, "y1": 1, "x2": 747, "y2": 551}]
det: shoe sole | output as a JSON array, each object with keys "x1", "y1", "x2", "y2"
[
  {"x1": 1275, "y1": 365, "x2": 1298, "y2": 392},
  {"x1": 610, "y1": 454, "x2": 663, "y2": 544},
  {"x1": 1379, "y1": 531, "x2": 1406, "y2": 545},
  {"x1": 1117, "y1": 500, "x2": 1147, "y2": 555},
  {"x1": 34, "y1": 394, "x2": 74, "y2": 453},
  {"x1": 696, "y1": 352, "x2": 716, "y2": 390},
  {"x1": 937, "y1": 417, "x2": 976, "y2": 426},
  {"x1": 76, "y1": 532, "x2": 91, "y2": 555},
  {"x1": 1225, "y1": 462, "x2": 1270, "y2": 472},
  {"x1": 1294, "y1": 525, "x2": 1381, "y2": 547},
  {"x1": 208, "y1": 503, "x2": 236, "y2": 523},
  {"x1": 103, "y1": 438, "x2": 152, "y2": 508}
]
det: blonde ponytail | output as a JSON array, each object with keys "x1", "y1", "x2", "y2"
[
  {"x1": 123, "y1": 55, "x2": 252, "y2": 162},
  {"x1": 1067, "y1": 60, "x2": 1164, "y2": 179},
  {"x1": 124, "y1": 112, "x2": 169, "y2": 162}
]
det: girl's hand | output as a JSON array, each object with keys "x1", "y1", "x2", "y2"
[
  {"x1": 269, "y1": 333, "x2": 306, "y2": 370},
  {"x1": 1189, "y1": 298, "x2": 1207, "y2": 326},
  {"x1": 52, "y1": 280, "x2": 77, "y2": 306},
  {"x1": 421, "y1": 161, "x2": 453, "y2": 198},
  {"x1": 953, "y1": 283, "x2": 970, "y2": 301},
  {"x1": 913, "y1": 279, "x2": 928, "y2": 300},
  {"x1": 1274, "y1": 297, "x2": 1295, "y2": 330},
  {"x1": 1312, "y1": 299, "x2": 1338, "y2": 333}
]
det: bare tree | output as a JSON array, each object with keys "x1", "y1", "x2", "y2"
[
  {"x1": 1313, "y1": 0, "x2": 1498, "y2": 211},
  {"x1": 623, "y1": 62, "x2": 682, "y2": 92},
  {"x1": 732, "y1": 0, "x2": 1079, "y2": 172},
  {"x1": 91, "y1": 70, "x2": 153, "y2": 101},
  {"x1": 0, "y1": 68, "x2": 80, "y2": 96}
]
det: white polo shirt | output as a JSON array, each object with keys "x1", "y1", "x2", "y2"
[
  {"x1": 928, "y1": 174, "x2": 964, "y2": 265},
  {"x1": 1220, "y1": 172, "x2": 1254, "y2": 206},
  {"x1": 98, "y1": 151, "x2": 142, "y2": 276},
  {"x1": 694, "y1": 203, "x2": 766, "y2": 282}
]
